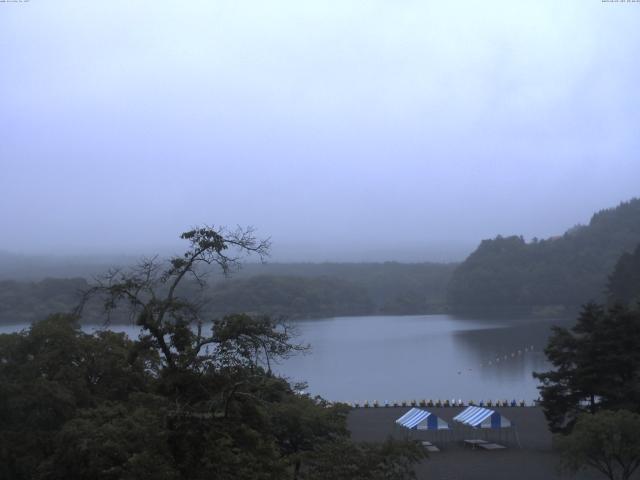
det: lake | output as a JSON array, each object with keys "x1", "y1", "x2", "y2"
[
  {"x1": 273, "y1": 315, "x2": 567, "y2": 404},
  {"x1": 0, "y1": 314, "x2": 568, "y2": 403}
]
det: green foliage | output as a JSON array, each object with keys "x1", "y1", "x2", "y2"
[
  {"x1": 207, "y1": 275, "x2": 374, "y2": 319},
  {"x1": 0, "y1": 314, "x2": 156, "y2": 480},
  {"x1": 558, "y1": 410, "x2": 640, "y2": 480},
  {"x1": 0, "y1": 313, "x2": 362, "y2": 480},
  {"x1": 300, "y1": 437, "x2": 426, "y2": 480},
  {"x1": 41, "y1": 403, "x2": 180, "y2": 480},
  {"x1": 608, "y1": 243, "x2": 640, "y2": 308},
  {"x1": 194, "y1": 261, "x2": 455, "y2": 317},
  {"x1": 0, "y1": 278, "x2": 90, "y2": 323},
  {"x1": 0, "y1": 227, "x2": 426, "y2": 479},
  {"x1": 534, "y1": 304, "x2": 640, "y2": 433},
  {"x1": 0, "y1": 262, "x2": 456, "y2": 325},
  {"x1": 448, "y1": 198, "x2": 640, "y2": 311},
  {"x1": 270, "y1": 395, "x2": 350, "y2": 478},
  {"x1": 212, "y1": 313, "x2": 307, "y2": 374}
]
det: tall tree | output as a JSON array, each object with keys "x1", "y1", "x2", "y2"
[
  {"x1": 534, "y1": 304, "x2": 640, "y2": 433},
  {"x1": 78, "y1": 225, "x2": 270, "y2": 369}
]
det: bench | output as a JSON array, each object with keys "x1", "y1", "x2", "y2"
[{"x1": 478, "y1": 443, "x2": 506, "y2": 450}]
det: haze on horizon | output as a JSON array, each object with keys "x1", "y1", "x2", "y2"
[{"x1": 1, "y1": 1, "x2": 639, "y2": 263}]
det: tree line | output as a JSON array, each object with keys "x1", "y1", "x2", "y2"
[
  {"x1": 448, "y1": 198, "x2": 640, "y2": 313},
  {"x1": 0, "y1": 263, "x2": 455, "y2": 325}
]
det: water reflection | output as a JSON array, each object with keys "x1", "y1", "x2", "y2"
[
  {"x1": 276, "y1": 315, "x2": 573, "y2": 403},
  {"x1": 451, "y1": 319, "x2": 569, "y2": 389}
]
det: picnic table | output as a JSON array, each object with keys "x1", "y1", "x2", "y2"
[
  {"x1": 463, "y1": 439, "x2": 488, "y2": 449},
  {"x1": 478, "y1": 443, "x2": 506, "y2": 450}
]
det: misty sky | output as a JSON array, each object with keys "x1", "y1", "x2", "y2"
[{"x1": 1, "y1": 1, "x2": 639, "y2": 262}]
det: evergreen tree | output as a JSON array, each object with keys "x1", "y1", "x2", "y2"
[
  {"x1": 534, "y1": 304, "x2": 640, "y2": 433},
  {"x1": 608, "y1": 243, "x2": 640, "y2": 308}
]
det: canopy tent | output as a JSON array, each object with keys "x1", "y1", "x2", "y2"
[
  {"x1": 453, "y1": 406, "x2": 511, "y2": 429},
  {"x1": 395, "y1": 408, "x2": 449, "y2": 430}
]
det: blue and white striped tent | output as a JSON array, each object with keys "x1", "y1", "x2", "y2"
[
  {"x1": 453, "y1": 406, "x2": 511, "y2": 429},
  {"x1": 395, "y1": 408, "x2": 449, "y2": 430}
]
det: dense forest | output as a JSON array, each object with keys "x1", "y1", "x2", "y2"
[
  {"x1": 447, "y1": 198, "x2": 640, "y2": 313},
  {"x1": 0, "y1": 263, "x2": 456, "y2": 325},
  {"x1": 0, "y1": 314, "x2": 425, "y2": 480},
  {"x1": 608, "y1": 243, "x2": 640, "y2": 308},
  {"x1": 234, "y1": 262, "x2": 456, "y2": 314}
]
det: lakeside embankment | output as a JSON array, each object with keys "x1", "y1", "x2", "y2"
[{"x1": 347, "y1": 406, "x2": 604, "y2": 480}]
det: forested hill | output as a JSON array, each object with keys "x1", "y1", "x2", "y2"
[
  {"x1": 0, "y1": 262, "x2": 456, "y2": 324},
  {"x1": 608, "y1": 242, "x2": 640, "y2": 308},
  {"x1": 447, "y1": 198, "x2": 640, "y2": 312}
]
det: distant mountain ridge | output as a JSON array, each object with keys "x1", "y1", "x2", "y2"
[{"x1": 447, "y1": 198, "x2": 640, "y2": 312}]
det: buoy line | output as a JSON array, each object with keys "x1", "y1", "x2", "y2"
[{"x1": 480, "y1": 345, "x2": 536, "y2": 368}]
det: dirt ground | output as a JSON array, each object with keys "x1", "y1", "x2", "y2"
[{"x1": 347, "y1": 406, "x2": 617, "y2": 480}]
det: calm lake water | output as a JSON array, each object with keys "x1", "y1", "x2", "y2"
[
  {"x1": 274, "y1": 315, "x2": 568, "y2": 404},
  {"x1": 0, "y1": 314, "x2": 569, "y2": 403}
]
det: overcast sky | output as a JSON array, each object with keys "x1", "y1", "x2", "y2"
[{"x1": 1, "y1": 0, "x2": 639, "y2": 262}]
